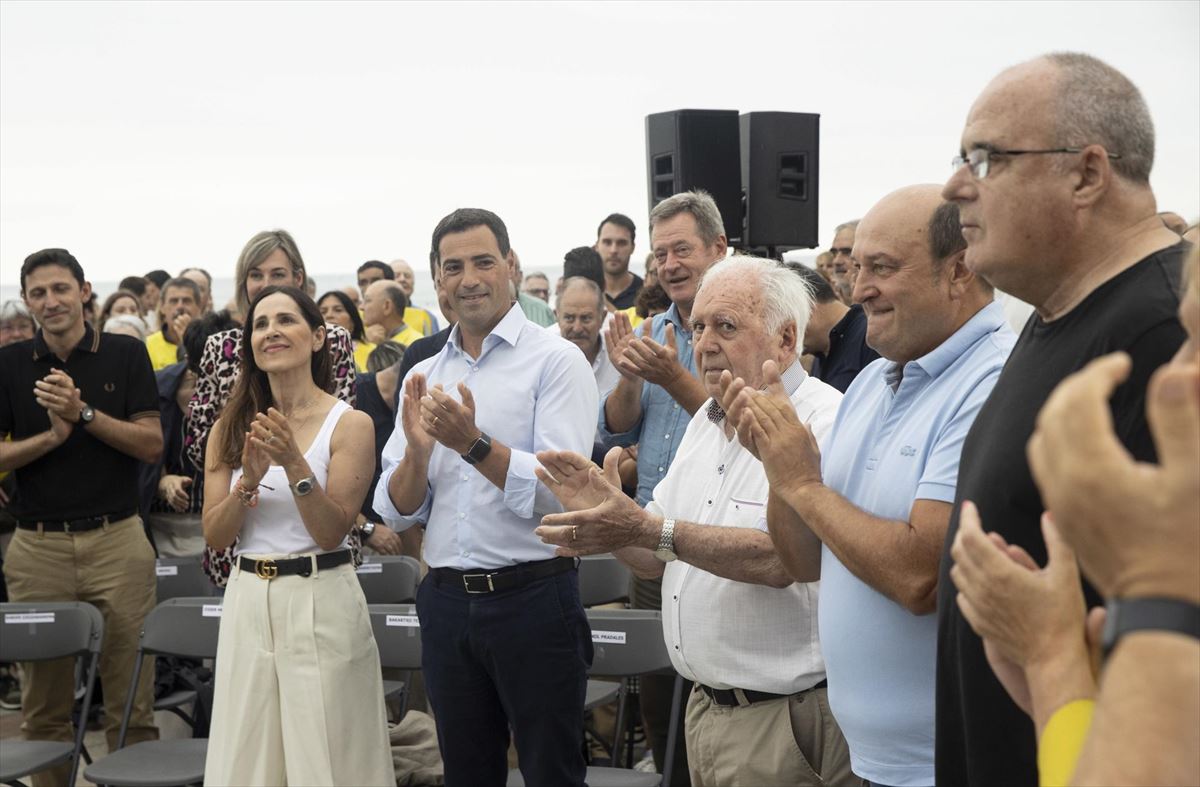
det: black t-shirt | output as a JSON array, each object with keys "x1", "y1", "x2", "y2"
[
  {"x1": 810, "y1": 304, "x2": 879, "y2": 393},
  {"x1": 934, "y1": 244, "x2": 1186, "y2": 787},
  {"x1": 0, "y1": 323, "x2": 160, "y2": 521},
  {"x1": 606, "y1": 273, "x2": 644, "y2": 311}
]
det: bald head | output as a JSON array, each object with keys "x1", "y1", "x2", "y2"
[
  {"x1": 390, "y1": 259, "x2": 415, "y2": 297},
  {"x1": 363, "y1": 279, "x2": 408, "y2": 332}
]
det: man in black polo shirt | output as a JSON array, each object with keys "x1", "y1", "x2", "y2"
[
  {"x1": 596, "y1": 212, "x2": 643, "y2": 310},
  {"x1": 790, "y1": 263, "x2": 879, "y2": 393},
  {"x1": 0, "y1": 249, "x2": 163, "y2": 783}
]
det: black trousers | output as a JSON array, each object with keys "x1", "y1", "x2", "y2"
[{"x1": 416, "y1": 567, "x2": 593, "y2": 787}]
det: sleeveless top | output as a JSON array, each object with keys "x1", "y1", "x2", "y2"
[{"x1": 232, "y1": 400, "x2": 352, "y2": 557}]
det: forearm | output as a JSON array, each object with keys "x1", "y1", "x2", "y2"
[
  {"x1": 1072, "y1": 633, "x2": 1200, "y2": 786},
  {"x1": 85, "y1": 412, "x2": 163, "y2": 463},
  {"x1": 1024, "y1": 640, "x2": 1097, "y2": 740},
  {"x1": 202, "y1": 493, "x2": 247, "y2": 550},
  {"x1": 473, "y1": 440, "x2": 512, "y2": 491},
  {"x1": 604, "y1": 377, "x2": 644, "y2": 433},
  {"x1": 766, "y1": 489, "x2": 822, "y2": 582},
  {"x1": 284, "y1": 458, "x2": 357, "y2": 551},
  {"x1": 386, "y1": 451, "x2": 432, "y2": 516},
  {"x1": 614, "y1": 545, "x2": 665, "y2": 580},
  {"x1": 781, "y1": 483, "x2": 939, "y2": 612},
  {"x1": 663, "y1": 371, "x2": 707, "y2": 416},
  {"x1": 0, "y1": 431, "x2": 61, "y2": 472},
  {"x1": 667, "y1": 518, "x2": 794, "y2": 588}
]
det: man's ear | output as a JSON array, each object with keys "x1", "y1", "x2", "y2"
[
  {"x1": 1072, "y1": 144, "x2": 1112, "y2": 209},
  {"x1": 778, "y1": 319, "x2": 798, "y2": 358},
  {"x1": 944, "y1": 249, "x2": 975, "y2": 299}
]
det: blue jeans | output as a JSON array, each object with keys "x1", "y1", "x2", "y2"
[{"x1": 416, "y1": 567, "x2": 593, "y2": 787}]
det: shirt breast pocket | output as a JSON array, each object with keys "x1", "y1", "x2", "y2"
[{"x1": 727, "y1": 493, "x2": 768, "y2": 532}]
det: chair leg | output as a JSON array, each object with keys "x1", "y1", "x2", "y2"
[
  {"x1": 660, "y1": 674, "x2": 684, "y2": 787},
  {"x1": 68, "y1": 652, "x2": 101, "y2": 787}
]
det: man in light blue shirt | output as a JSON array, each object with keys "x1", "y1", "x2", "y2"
[
  {"x1": 725, "y1": 185, "x2": 1015, "y2": 787},
  {"x1": 374, "y1": 208, "x2": 597, "y2": 787}
]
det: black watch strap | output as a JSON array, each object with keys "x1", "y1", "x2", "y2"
[
  {"x1": 1103, "y1": 597, "x2": 1200, "y2": 658},
  {"x1": 462, "y1": 432, "x2": 493, "y2": 466}
]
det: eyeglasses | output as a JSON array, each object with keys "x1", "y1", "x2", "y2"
[{"x1": 951, "y1": 147, "x2": 1122, "y2": 180}]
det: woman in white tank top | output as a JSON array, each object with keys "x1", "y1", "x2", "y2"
[{"x1": 201, "y1": 286, "x2": 393, "y2": 786}]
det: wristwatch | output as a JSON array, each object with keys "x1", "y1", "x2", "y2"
[
  {"x1": 360, "y1": 521, "x2": 376, "y2": 540},
  {"x1": 1102, "y1": 597, "x2": 1200, "y2": 657},
  {"x1": 290, "y1": 476, "x2": 316, "y2": 497},
  {"x1": 461, "y1": 432, "x2": 493, "y2": 466},
  {"x1": 654, "y1": 518, "x2": 678, "y2": 563},
  {"x1": 79, "y1": 405, "x2": 95, "y2": 425}
]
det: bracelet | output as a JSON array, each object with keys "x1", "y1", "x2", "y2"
[{"x1": 235, "y1": 478, "x2": 273, "y2": 508}]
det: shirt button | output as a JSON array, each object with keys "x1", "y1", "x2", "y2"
[
  {"x1": 458, "y1": 512, "x2": 465, "y2": 519},
  {"x1": 658, "y1": 466, "x2": 664, "y2": 472},
  {"x1": 462, "y1": 551, "x2": 470, "y2": 557},
  {"x1": 461, "y1": 475, "x2": 468, "y2": 481},
  {"x1": 664, "y1": 434, "x2": 670, "y2": 439}
]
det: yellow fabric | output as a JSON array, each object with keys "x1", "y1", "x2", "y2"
[
  {"x1": 403, "y1": 306, "x2": 433, "y2": 337},
  {"x1": 353, "y1": 341, "x2": 375, "y2": 373},
  {"x1": 1038, "y1": 698, "x2": 1095, "y2": 787},
  {"x1": 620, "y1": 306, "x2": 644, "y2": 330},
  {"x1": 145, "y1": 330, "x2": 180, "y2": 371},
  {"x1": 391, "y1": 325, "x2": 423, "y2": 349}
]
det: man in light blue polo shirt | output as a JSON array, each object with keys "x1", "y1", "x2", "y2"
[{"x1": 724, "y1": 185, "x2": 1015, "y2": 787}]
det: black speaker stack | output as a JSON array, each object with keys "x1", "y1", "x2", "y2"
[{"x1": 645, "y1": 109, "x2": 820, "y2": 253}]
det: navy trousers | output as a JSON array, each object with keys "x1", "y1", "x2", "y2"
[{"x1": 416, "y1": 566, "x2": 593, "y2": 787}]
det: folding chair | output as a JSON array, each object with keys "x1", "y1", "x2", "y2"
[
  {"x1": 154, "y1": 558, "x2": 213, "y2": 603},
  {"x1": 356, "y1": 555, "x2": 421, "y2": 603},
  {"x1": 578, "y1": 554, "x2": 631, "y2": 607},
  {"x1": 83, "y1": 597, "x2": 222, "y2": 787},
  {"x1": 367, "y1": 603, "x2": 422, "y2": 721},
  {"x1": 509, "y1": 609, "x2": 685, "y2": 787},
  {"x1": 0, "y1": 602, "x2": 103, "y2": 787}
]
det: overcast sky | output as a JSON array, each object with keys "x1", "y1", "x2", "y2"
[{"x1": 2, "y1": 0, "x2": 1197, "y2": 308}]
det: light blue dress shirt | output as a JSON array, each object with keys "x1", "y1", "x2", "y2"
[
  {"x1": 817, "y1": 300, "x2": 1015, "y2": 787},
  {"x1": 596, "y1": 303, "x2": 697, "y2": 506},
  {"x1": 373, "y1": 304, "x2": 598, "y2": 570}
]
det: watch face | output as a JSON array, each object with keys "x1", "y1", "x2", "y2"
[
  {"x1": 654, "y1": 548, "x2": 677, "y2": 563},
  {"x1": 81, "y1": 406, "x2": 95, "y2": 423},
  {"x1": 294, "y1": 478, "x2": 314, "y2": 495}
]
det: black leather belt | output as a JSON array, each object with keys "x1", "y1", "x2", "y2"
[
  {"x1": 16, "y1": 509, "x2": 137, "y2": 534},
  {"x1": 698, "y1": 679, "x2": 828, "y2": 708},
  {"x1": 238, "y1": 550, "x2": 352, "y2": 580},
  {"x1": 430, "y1": 556, "x2": 575, "y2": 594}
]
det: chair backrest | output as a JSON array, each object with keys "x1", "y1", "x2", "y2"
[
  {"x1": 139, "y1": 597, "x2": 223, "y2": 659},
  {"x1": 155, "y1": 557, "x2": 214, "y2": 601},
  {"x1": 367, "y1": 604, "x2": 422, "y2": 670},
  {"x1": 585, "y1": 609, "x2": 672, "y2": 678},
  {"x1": 356, "y1": 555, "x2": 421, "y2": 603},
  {"x1": 0, "y1": 602, "x2": 103, "y2": 662},
  {"x1": 578, "y1": 554, "x2": 631, "y2": 607}
]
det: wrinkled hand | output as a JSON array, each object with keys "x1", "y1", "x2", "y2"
[
  {"x1": 365, "y1": 524, "x2": 404, "y2": 555},
  {"x1": 365, "y1": 324, "x2": 388, "y2": 345},
  {"x1": 420, "y1": 383, "x2": 480, "y2": 455},
  {"x1": 172, "y1": 312, "x2": 194, "y2": 342},
  {"x1": 400, "y1": 374, "x2": 436, "y2": 461},
  {"x1": 158, "y1": 474, "x2": 193, "y2": 512},
  {"x1": 604, "y1": 311, "x2": 639, "y2": 381},
  {"x1": 735, "y1": 361, "x2": 822, "y2": 495},
  {"x1": 34, "y1": 370, "x2": 84, "y2": 422},
  {"x1": 621, "y1": 324, "x2": 684, "y2": 388},
  {"x1": 719, "y1": 369, "x2": 757, "y2": 457},
  {"x1": 1028, "y1": 352, "x2": 1200, "y2": 600},
  {"x1": 248, "y1": 408, "x2": 305, "y2": 468},
  {"x1": 617, "y1": 445, "x2": 638, "y2": 490},
  {"x1": 534, "y1": 448, "x2": 653, "y2": 556}
]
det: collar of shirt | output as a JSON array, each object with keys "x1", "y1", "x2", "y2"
[
  {"x1": 884, "y1": 300, "x2": 1007, "y2": 391},
  {"x1": 32, "y1": 321, "x2": 99, "y2": 361},
  {"x1": 446, "y1": 301, "x2": 525, "y2": 360},
  {"x1": 706, "y1": 359, "x2": 807, "y2": 424}
]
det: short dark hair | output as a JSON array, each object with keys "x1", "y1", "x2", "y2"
[
  {"x1": 21, "y1": 249, "x2": 85, "y2": 293},
  {"x1": 182, "y1": 310, "x2": 238, "y2": 376},
  {"x1": 317, "y1": 289, "x2": 367, "y2": 343},
  {"x1": 357, "y1": 260, "x2": 393, "y2": 280},
  {"x1": 160, "y1": 276, "x2": 203, "y2": 306},
  {"x1": 563, "y1": 246, "x2": 604, "y2": 291},
  {"x1": 118, "y1": 275, "x2": 147, "y2": 297},
  {"x1": 635, "y1": 283, "x2": 671, "y2": 319},
  {"x1": 928, "y1": 201, "x2": 967, "y2": 264},
  {"x1": 597, "y1": 213, "x2": 637, "y2": 245},
  {"x1": 430, "y1": 208, "x2": 511, "y2": 267},
  {"x1": 785, "y1": 262, "x2": 838, "y2": 304},
  {"x1": 144, "y1": 269, "x2": 171, "y2": 288}
]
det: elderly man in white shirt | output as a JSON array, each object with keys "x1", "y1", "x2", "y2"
[
  {"x1": 534, "y1": 255, "x2": 854, "y2": 787},
  {"x1": 556, "y1": 276, "x2": 621, "y2": 403}
]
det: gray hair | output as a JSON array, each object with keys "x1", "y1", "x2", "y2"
[
  {"x1": 0, "y1": 299, "x2": 32, "y2": 323},
  {"x1": 1044, "y1": 52, "x2": 1154, "y2": 183},
  {"x1": 697, "y1": 255, "x2": 813, "y2": 356},
  {"x1": 649, "y1": 189, "x2": 726, "y2": 247},
  {"x1": 555, "y1": 276, "x2": 605, "y2": 313},
  {"x1": 234, "y1": 229, "x2": 306, "y2": 314},
  {"x1": 834, "y1": 219, "x2": 860, "y2": 235},
  {"x1": 160, "y1": 276, "x2": 203, "y2": 306},
  {"x1": 103, "y1": 313, "x2": 149, "y2": 341}
]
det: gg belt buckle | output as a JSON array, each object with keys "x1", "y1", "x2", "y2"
[{"x1": 255, "y1": 559, "x2": 279, "y2": 580}]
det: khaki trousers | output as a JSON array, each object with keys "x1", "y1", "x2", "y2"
[
  {"x1": 5, "y1": 515, "x2": 159, "y2": 787},
  {"x1": 685, "y1": 684, "x2": 857, "y2": 787},
  {"x1": 204, "y1": 557, "x2": 394, "y2": 786}
]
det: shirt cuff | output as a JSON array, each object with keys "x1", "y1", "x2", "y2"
[
  {"x1": 373, "y1": 465, "x2": 432, "y2": 529},
  {"x1": 503, "y1": 448, "x2": 541, "y2": 519},
  {"x1": 914, "y1": 481, "x2": 958, "y2": 505}
]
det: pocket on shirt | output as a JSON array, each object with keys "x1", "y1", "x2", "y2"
[{"x1": 727, "y1": 494, "x2": 768, "y2": 531}]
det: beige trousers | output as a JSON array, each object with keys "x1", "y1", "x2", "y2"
[
  {"x1": 5, "y1": 515, "x2": 159, "y2": 787},
  {"x1": 685, "y1": 684, "x2": 858, "y2": 787},
  {"x1": 203, "y1": 556, "x2": 393, "y2": 787}
]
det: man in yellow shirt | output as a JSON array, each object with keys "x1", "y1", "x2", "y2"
[
  {"x1": 390, "y1": 258, "x2": 439, "y2": 337},
  {"x1": 145, "y1": 277, "x2": 202, "y2": 371},
  {"x1": 362, "y1": 280, "x2": 422, "y2": 349}
]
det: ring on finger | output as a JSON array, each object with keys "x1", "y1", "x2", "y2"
[{"x1": 571, "y1": 525, "x2": 578, "y2": 542}]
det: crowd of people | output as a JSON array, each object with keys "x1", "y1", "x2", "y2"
[{"x1": 0, "y1": 50, "x2": 1197, "y2": 787}]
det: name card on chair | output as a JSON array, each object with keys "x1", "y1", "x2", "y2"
[
  {"x1": 156, "y1": 565, "x2": 179, "y2": 576},
  {"x1": 202, "y1": 604, "x2": 223, "y2": 618},
  {"x1": 356, "y1": 563, "x2": 383, "y2": 574},
  {"x1": 4, "y1": 612, "x2": 54, "y2": 624},
  {"x1": 591, "y1": 630, "x2": 627, "y2": 645},
  {"x1": 386, "y1": 615, "x2": 419, "y2": 627}
]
